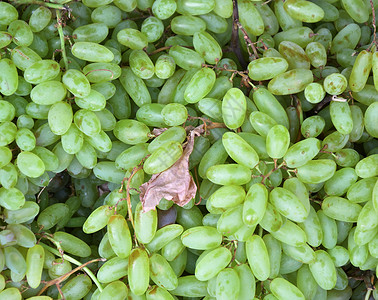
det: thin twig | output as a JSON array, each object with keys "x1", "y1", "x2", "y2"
[
  {"x1": 39, "y1": 243, "x2": 105, "y2": 293},
  {"x1": 231, "y1": 0, "x2": 247, "y2": 69},
  {"x1": 235, "y1": 21, "x2": 259, "y2": 59},
  {"x1": 56, "y1": 10, "x2": 69, "y2": 70},
  {"x1": 369, "y1": 0, "x2": 377, "y2": 50},
  {"x1": 37, "y1": 257, "x2": 105, "y2": 296}
]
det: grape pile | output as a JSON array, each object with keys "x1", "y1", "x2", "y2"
[{"x1": 0, "y1": 0, "x2": 378, "y2": 299}]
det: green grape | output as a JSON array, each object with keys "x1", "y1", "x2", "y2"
[
  {"x1": 309, "y1": 250, "x2": 337, "y2": 290},
  {"x1": 194, "y1": 246, "x2": 231, "y2": 281},
  {"x1": 73, "y1": 23, "x2": 109, "y2": 43},
  {"x1": 268, "y1": 69, "x2": 313, "y2": 95},
  {"x1": 355, "y1": 154, "x2": 378, "y2": 178},
  {"x1": 341, "y1": 0, "x2": 369, "y2": 23},
  {"x1": 246, "y1": 235, "x2": 270, "y2": 281},
  {"x1": 176, "y1": 0, "x2": 215, "y2": 15},
  {"x1": 184, "y1": 68, "x2": 216, "y2": 103},
  {"x1": 266, "y1": 125, "x2": 290, "y2": 159},
  {"x1": 129, "y1": 49, "x2": 154, "y2": 79},
  {"x1": 215, "y1": 268, "x2": 240, "y2": 300},
  {"x1": 62, "y1": 69, "x2": 91, "y2": 97},
  {"x1": 150, "y1": 253, "x2": 178, "y2": 290},
  {"x1": 75, "y1": 89, "x2": 106, "y2": 111},
  {"x1": 97, "y1": 257, "x2": 128, "y2": 283},
  {"x1": 349, "y1": 50, "x2": 372, "y2": 92},
  {"x1": 171, "y1": 15, "x2": 206, "y2": 36},
  {"x1": 301, "y1": 115, "x2": 325, "y2": 138},
  {"x1": 283, "y1": 0, "x2": 324, "y2": 23},
  {"x1": 8, "y1": 20, "x2": 33, "y2": 46},
  {"x1": 117, "y1": 28, "x2": 148, "y2": 49},
  {"x1": 248, "y1": 57, "x2": 288, "y2": 81},
  {"x1": 152, "y1": 0, "x2": 176, "y2": 19},
  {"x1": 0, "y1": 59, "x2": 18, "y2": 96},
  {"x1": 161, "y1": 103, "x2": 188, "y2": 126},
  {"x1": 323, "y1": 73, "x2": 348, "y2": 95},
  {"x1": 305, "y1": 41, "x2": 327, "y2": 68},
  {"x1": 209, "y1": 185, "x2": 245, "y2": 209},
  {"x1": 193, "y1": 31, "x2": 223, "y2": 64},
  {"x1": 278, "y1": 41, "x2": 310, "y2": 70},
  {"x1": 98, "y1": 280, "x2": 128, "y2": 300},
  {"x1": 83, "y1": 62, "x2": 121, "y2": 83},
  {"x1": 72, "y1": 41, "x2": 114, "y2": 62},
  {"x1": 119, "y1": 67, "x2": 151, "y2": 107},
  {"x1": 15, "y1": 128, "x2": 36, "y2": 151},
  {"x1": 330, "y1": 24, "x2": 361, "y2": 54},
  {"x1": 324, "y1": 167, "x2": 358, "y2": 196},
  {"x1": 364, "y1": 102, "x2": 378, "y2": 138},
  {"x1": 91, "y1": 5, "x2": 122, "y2": 28},
  {"x1": 270, "y1": 277, "x2": 305, "y2": 300},
  {"x1": 128, "y1": 248, "x2": 150, "y2": 295}
]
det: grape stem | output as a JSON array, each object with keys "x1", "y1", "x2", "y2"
[
  {"x1": 39, "y1": 243, "x2": 105, "y2": 293},
  {"x1": 365, "y1": 289, "x2": 372, "y2": 300},
  {"x1": 261, "y1": 161, "x2": 286, "y2": 184},
  {"x1": 231, "y1": 0, "x2": 247, "y2": 69},
  {"x1": 56, "y1": 9, "x2": 69, "y2": 71},
  {"x1": 369, "y1": 0, "x2": 377, "y2": 50}
]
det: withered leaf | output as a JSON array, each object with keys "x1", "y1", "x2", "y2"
[{"x1": 140, "y1": 126, "x2": 204, "y2": 212}]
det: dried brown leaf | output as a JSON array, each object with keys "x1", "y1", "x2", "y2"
[{"x1": 140, "y1": 126, "x2": 204, "y2": 212}]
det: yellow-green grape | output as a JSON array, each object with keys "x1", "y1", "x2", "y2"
[
  {"x1": 284, "y1": 138, "x2": 321, "y2": 168},
  {"x1": 146, "y1": 224, "x2": 183, "y2": 252},
  {"x1": 4, "y1": 246, "x2": 27, "y2": 279},
  {"x1": 271, "y1": 277, "x2": 305, "y2": 300},
  {"x1": 184, "y1": 68, "x2": 216, "y2": 103},
  {"x1": 181, "y1": 226, "x2": 222, "y2": 250},
  {"x1": 0, "y1": 100, "x2": 15, "y2": 122},
  {"x1": 305, "y1": 42, "x2": 327, "y2": 68},
  {"x1": 60, "y1": 274, "x2": 92, "y2": 299},
  {"x1": 97, "y1": 257, "x2": 128, "y2": 283},
  {"x1": 53, "y1": 231, "x2": 91, "y2": 257},
  {"x1": 330, "y1": 24, "x2": 361, "y2": 54},
  {"x1": 128, "y1": 248, "x2": 150, "y2": 295},
  {"x1": 26, "y1": 245, "x2": 45, "y2": 289},
  {"x1": 176, "y1": 0, "x2": 215, "y2": 15},
  {"x1": 330, "y1": 101, "x2": 353, "y2": 135},
  {"x1": 248, "y1": 57, "x2": 288, "y2": 81},
  {"x1": 243, "y1": 183, "x2": 268, "y2": 227},
  {"x1": 171, "y1": 15, "x2": 206, "y2": 36},
  {"x1": 327, "y1": 246, "x2": 349, "y2": 267},
  {"x1": 283, "y1": 0, "x2": 324, "y2": 23},
  {"x1": 62, "y1": 69, "x2": 91, "y2": 98},
  {"x1": 355, "y1": 154, "x2": 378, "y2": 178},
  {"x1": 372, "y1": 52, "x2": 378, "y2": 91},
  {"x1": 7, "y1": 224, "x2": 36, "y2": 248},
  {"x1": 48, "y1": 102, "x2": 73, "y2": 135},
  {"x1": 0, "y1": 288, "x2": 22, "y2": 300},
  {"x1": 324, "y1": 167, "x2": 358, "y2": 196},
  {"x1": 93, "y1": 161, "x2": 126, "y2": 183},
  {"x1": 146, "y1": 286, "x2": 175, "y2": 300},
  {"x1": 199, "y1": 12, "x2": 229, "y2": 34},
  {"x1": 296, "y1": 159, "x2": 336, "y2": 184},
  {"x1": 206, "y1": 164, "x2": 252, "y2": 186},
  {"x1": 0, "y1": 59, "x2": 19, "y2": 96},
  {"x1": 215, "y1": 268, "x2": 240, "y2": 300},
  {"x1": 193, "y1": 31, "x2": 223, "y2": 64},
  {"x1": 282, "y1": 242, "x2": 315, "y2": 264},
  {"x1": 72, "y1": 23, "x2": 109, "y2": 43},
  {"x1": 0, "y1": 163, "x2": 18, "y2": 189},
  {"x1": 98, "y1": 280, "x2": 128, "y2": 300},
  {"x1": 83, "y1": 63, "x2": 121, "y2": 83},
  {"x1": 119, "y1": 67, "x2": 151, "y2": 107},
  {"x1": 155, "y1": 54, "x2": 176, "y2": 79},
  {"x1": 246, "y1": 235, "x2": 270, "y2": 281},
  {"x1": 136, "y1": 103, "x2": 166, "y2": 127},
  {"x1": 129, "y1": 49, "x2": 154, "y2": 79},
  {"x1": 169, "y1": 45, "x2": 205, "y2": 70},
  {"x1": 149, "y1": 253, "x2": 178, "y2": 290},
  {"x1": 0, "y1": 2, "x2": 18, "y2": 26},
  {"x1": 278, "y1": 41, "x2": 310, "y2": 70},
  {"x1": 321, "y1": 196, "x2": 362, "y2": 222},
  {"x1": 298, "y1": 206, "x2": 323, "y2": 247},
  {"x1": 4, "y1": 201, "x2": 40, "y2": 224},
  {"x1": 161, "y1": 103, "x2": 188, "y2": 126},
  {"x1": 266, "y1": 125, "x2": 290, "y2": 159},
  {"x1": 237, "y1": 0, "x2": 264, "y2": 36},
  {"x1": 107, "y1": 214, "x2": 132, "y2": 258},
  {"x1": 17, "y1": 151, "x2": 45, "y2": 178},
  {"x1": 152, "y1": 0, "x2": 177, "y2": 20},
  {"x1": 268, "y1": 69, "x2": 313, "y2": 95},
  {"x1": 194, "y1": 246, "x2": 232, "y2": 281},
  {"x1": 143, "y1": 141, "x2": 183, "y2": 174},
  {"x1": 364, "y1": 102, "x2": 378, "y2": 138},
  {"x1": 349, "y1": 50, "x2": 372, "y2": 92},
  {"x1": 323, "y1": 73, "x2": 348, "y2": 95},
  {"x1": 71, "y1": 41, "x2": 114, "y2": 62},
  {"x1": 222, "y1": 132, "x2": 259, "y2": 169},
  {"x1": 301, "y1": 115, "x2": 325, "y2": 138},
  {"x1": 8, "y1": 20, "x2": 33, "y2": 46},
  {"x1": 209, "y1": 185, "x2": 245, "y2": 209},
  {"x1": 24, "y1": 60, "x2": 60, "y2": 84},
  {"x1": 30, "y1": 81, "x2": 67, "y2": 105},
  {"x1": 271, "y1": 220, "x2": 307, "y2": 246},
  {"x1": 341, "y1": 0, "x2": 369, "y2": 23},
  {"x1": 0, "y1": 146, "x2": 12, "y2": 169},
  {"x1": 252, "y1": 87, "x2": 290, "y2": 128},
  {"x1": 309, "y1": 250, "x2": 337, "y2": 290}
]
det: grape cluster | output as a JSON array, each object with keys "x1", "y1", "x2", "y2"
[{"x1": 0, "y1": 0, "x2": 377, "y2": 299}]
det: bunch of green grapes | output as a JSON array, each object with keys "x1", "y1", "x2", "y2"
[{"x1": 0, "y1": 0, "x2": 378, "y2": 299}]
